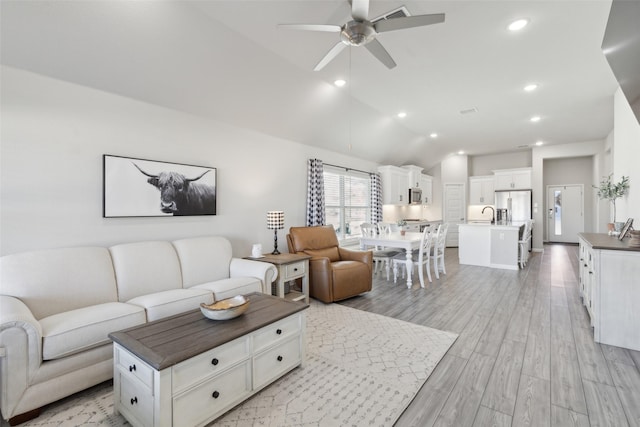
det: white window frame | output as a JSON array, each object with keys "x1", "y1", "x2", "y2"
[{"x1": 323, "y1": 165, "x2": 371, "y2": 245}]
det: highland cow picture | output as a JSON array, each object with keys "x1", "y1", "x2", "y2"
[{"x1": 103, "y1": 155, "x2": 216, "y2": 217}]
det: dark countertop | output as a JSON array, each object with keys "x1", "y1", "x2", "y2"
[{"x1": 578, "y1": 233, "x2": 640, "y2": 252}]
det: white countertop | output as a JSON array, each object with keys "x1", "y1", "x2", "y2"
[{"x1": 462, "y1": 221, "x2": 525, "y2": 229}]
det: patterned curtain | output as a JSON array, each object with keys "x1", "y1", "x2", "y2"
[
  {"x1": 370, "y1": 172, "x2": 383, "y2": 224},
  {"x1": 306, "y1": 159, "x2": 325, "y2": 226}
]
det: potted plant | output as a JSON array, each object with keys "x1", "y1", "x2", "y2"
[
  {"x1": 397, "y1": 219, "x2": 407, "y2": 235},
  {"x1": 594, "y1": 174, "x2": 630, "y2": 232}
]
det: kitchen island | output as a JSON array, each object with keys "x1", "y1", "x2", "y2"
[{"x1": 459, "y1": 222, "x2": 525, "y2": 270}]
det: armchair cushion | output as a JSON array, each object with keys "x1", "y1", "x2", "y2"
[{"x1": 304, "y1": 247, "x2": 340, "y2": 262}]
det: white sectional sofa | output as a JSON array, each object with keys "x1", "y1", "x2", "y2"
[{"x1": 0, "y1": 236, "x2": 277, "y2": 425}]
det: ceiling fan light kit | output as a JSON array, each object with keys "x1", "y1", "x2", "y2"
[{"x1": 279, "y1": 0, "x2": 445, "y2": 71}]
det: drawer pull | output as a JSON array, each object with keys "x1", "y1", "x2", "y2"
[
  {"x1": 293, "y1": 268, "x2": 298, "y2": 272},
  {"x1": 130, "y1": 397, "x2": 138, "y2": 405},
  {"x1": 211, "y1": 358, "x2": 219, "y2": 366},
  {"x1": 276, "y1": 329, "x2": 282, "y2": 335},
  {"x1": 277, "y1": 355, "x2": 283, "y2": 362},
  {"x1": 129, "y1": 364, "x2": 136, "y2": 372},
  {"x1": 212, "y1": 391, "x2": 220, "y2": 399}
]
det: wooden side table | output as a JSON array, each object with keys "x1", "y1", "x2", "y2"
[{"x1": 250, "y1": 253, "x2": 310, "y2": 304}]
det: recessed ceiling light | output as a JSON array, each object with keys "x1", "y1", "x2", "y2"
[
  {"x1": 524, "y1": 83, "x2": 538, "y2": 92},
  {"x1": 530, "y1": 116, "x2": 541, "y2": 122},
  {"x1": 535, "y1": 141, "x2": 544, "y2": 146},
  {"x1": 508, "y1": 18, "x2": 529, "y2": 31},
  {"x1": 457, "y1": 150, "x2": 465, "y2": 155},
  {"x1": 430, "y1": 133, "x2": 438, "y2": 138},
  {"x1": 397, "y1": 112, "x2": 407, "y2": 118},
  {"x1": 334, "y1": 79, "x2": 346, "y2": 87}
]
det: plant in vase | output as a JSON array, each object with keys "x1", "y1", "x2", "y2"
[
  {"x1": 397, "y1": 219, "x2": 407, "y2": 235},
  {"x1": 594, "y1": 174, "x2": 630, "y2": 233}
]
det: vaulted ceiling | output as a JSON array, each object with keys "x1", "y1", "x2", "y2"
[{"x1": 0, "y1": 0, "x2": 620, "y2": 170}]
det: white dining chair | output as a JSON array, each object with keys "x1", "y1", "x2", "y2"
[
  {"x1": 361, "y1": 223, "x2": 399, "y2": 280},
  {"x1": 518, "y1": 220, "x2": 533, "y2": 268},
  {"x1": 432, "y1": 222, "x2": 449, "y2": 279},
  {"x1": 392, "y1": 226, "x2": 435, "y2": 288}
]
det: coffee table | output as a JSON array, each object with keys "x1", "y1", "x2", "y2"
[{"x1": 109, "y1": 292, "x2": 308, "y2": 427}]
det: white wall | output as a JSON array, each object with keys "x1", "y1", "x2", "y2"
[
  {"x1": 0, "y1": 67, "x2": 379, "y2": 256},
  {"x1": 531, "y1": 140, "x2": 605, "y2": 250},
  {"x1": 543, "y1": 156, "x2": 595, "y2": 240},
  {"x1": 469, "y1": 151, "x2": 532, "y2": 176},
  {"x1": 612, "y1": 87, "x2": 640, "y2": 223}
]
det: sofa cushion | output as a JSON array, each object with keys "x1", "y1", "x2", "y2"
[
  {"x1": 127, "y1": 288, "x2": 214, "y2": 322},
  {"x1": 172, "y1": 236, "x2": 233, "y2": 287},
  {"x1": 40, "y1": 302, "x2": 146, "y2": 360},
  {"x1": 110, "y1": 241, "x2": 183, "y2": 302},
  {"x1": 192, "y1": 277, "x2": 262, "y2": 301},
  {"x1": 0, "y1": 247, "x2": 118, "y2": 320}
]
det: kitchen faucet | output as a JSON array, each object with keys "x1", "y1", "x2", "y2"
[{"x1": 482, "y1": 206, "x2": 495, "y2": 224}]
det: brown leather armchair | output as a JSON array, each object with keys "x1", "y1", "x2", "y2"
[{"x1": 287, "y1": 225, "x2": 373, "y2": 303}]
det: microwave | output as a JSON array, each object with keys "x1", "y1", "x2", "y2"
[{"x1": 408, "y1": 187, "x2": 422, "y2": 204}]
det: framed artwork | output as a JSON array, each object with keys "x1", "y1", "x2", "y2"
[
  {"x1": 103, "y1": 154, "x2": 216, "y2": 217},
  {"x1": 618, "y1": 218, "x2": 633, "y2": 240}
]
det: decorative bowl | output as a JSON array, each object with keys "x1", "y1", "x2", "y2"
[{"x1": 200, "y1": 295, "x2": 249, "y2": 320}]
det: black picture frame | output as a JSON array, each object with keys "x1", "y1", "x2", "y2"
[
  {"x1": 618, "y1": 218, "x2": 633, "y2": 240},
  {"x1": 103, "y1": 154, "x2": 216, "y2": 218}
]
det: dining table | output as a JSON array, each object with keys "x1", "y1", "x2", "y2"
[{"x1": 359, "y1": 231, "x2": 424, "y2": 288}]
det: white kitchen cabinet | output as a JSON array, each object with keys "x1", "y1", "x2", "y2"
[
  {"x1": 493, "y1": 168, "x2": 532, "y2": 190},
  {"x1": 578, "y1": 233, "x2": 640, "y2": 351},
  {"x1": 403, "y1": 165, "x2": 423, "y2": 188},
  {"x1": 378, "y1": 165, "x2": 409, "y2": 205},
  {"x1": 420, "y1": 175, "x2": 433, "y2": 205},
  {"x1": 469, "y1": 176, "x2": 495, "y2": 205}
]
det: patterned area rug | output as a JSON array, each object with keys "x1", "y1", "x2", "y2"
[{"x1": 16, "y1": 301, "x2": 457, "y2": 427}]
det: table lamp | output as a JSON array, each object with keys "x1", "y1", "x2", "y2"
[{"x1": 267, "y1": 211, "x2": 284, "y2": 255}]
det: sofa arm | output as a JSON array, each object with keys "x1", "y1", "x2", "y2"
[
  {"x1": 0, "y1": 296, "x2": 44, "y2": 419},
  {"x1": 229, "y1": 258, "x2": 278, "y2": 294}
]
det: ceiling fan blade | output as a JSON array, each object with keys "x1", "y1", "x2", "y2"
[
  {"x1": 364, "y1": 39, "x2": 396, "y2": 69},
  {"x1": 277, "y1": 24, "x2": 341, "y2": 32},
  {"x1": 314, "y1": 42, "x2": 347, "y2": 71},
  {"x1": 351, "y1": 0, "x2": 369, "y2": 21},
  {"x1": 375, "y1": 13, "x2": 445, "y2": 33}
]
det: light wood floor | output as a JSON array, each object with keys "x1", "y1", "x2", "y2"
[{"x1": 338, "y1": 244, "x2": 640, "y2": 427}]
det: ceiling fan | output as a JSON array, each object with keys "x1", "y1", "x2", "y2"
[{"x1": 278, "y1": 0, "x2": 444, "y2": 71}]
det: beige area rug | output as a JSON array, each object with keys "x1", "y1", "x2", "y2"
[{"x1": 16, "y1": 301, "x2": 457, "y2": 427}]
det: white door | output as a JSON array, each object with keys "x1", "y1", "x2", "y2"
[
  {"x1": 443, "y1": 183, "x2": 465, "y2": 247},
  {"x1": 547, "y1": 185, "x2": 583, "y2": 243}
]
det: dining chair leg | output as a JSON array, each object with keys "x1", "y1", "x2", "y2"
[
  {"x1": 418, "y1": 266, "x2": 426, "y2": 288},
  {"x1": 393, "y1": 261, "x2": 399, "y2": 283},
  {"x1": 426, "y1": 259, "x2": 432, "y2": 283},
  {"x1": 385, "y1": 260, "x2": 391, "y2": 281}
]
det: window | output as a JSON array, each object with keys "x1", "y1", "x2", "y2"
[{"x1": 323, "y1": 166, "x2": 371, "y2": 242}]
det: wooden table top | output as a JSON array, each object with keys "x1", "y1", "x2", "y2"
[
  {"x1": 109, "y1": 292, "x2": 308, "y2": 370},
  {"x1": 579, "y1": 233, "x2": 640, "y2": 252},
  {"x1": 246, "y1": 253, "x2": 312, "y2": 265}
]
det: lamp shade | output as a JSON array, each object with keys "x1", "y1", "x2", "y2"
[{"x1": 267, "y1": 211, "x2": 284, "y2": 230}]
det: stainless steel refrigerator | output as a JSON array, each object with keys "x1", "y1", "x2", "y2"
[{"x1": 495, "y1": 190, "x2": 532, "y2": 223}]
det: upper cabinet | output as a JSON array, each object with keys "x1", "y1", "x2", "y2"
[
  {"x1": 420, "y1": 174, "x2": 433, "y2": 205},
  {"x1": 378, "y1": 165, "x2": 409, "y2": 205},
  {"x1": 469, "y1": 175, "x2": 495, "y2": 205},
  {"x1": 493, "y1": 168, "x2": 532, "y2": 190},
  {"x1": 378, "y1": 165, "x2": 433, "y2": 205}
]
